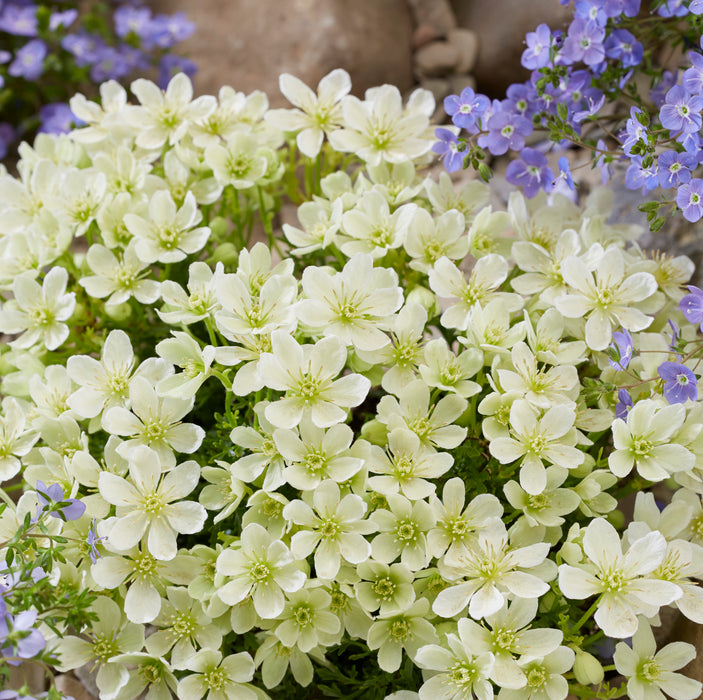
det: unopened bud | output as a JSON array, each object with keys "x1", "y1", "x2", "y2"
[
  {"x1": 406, "y1": 286, "x2": 439, "y2": 319},
  {"x1": 104, "y1": 302, "x2": 132, "y2": 322},
  {"x1": 573, "y1": 649, "x2": 604, "y2": 686},
  {"x1": 208, "y1": 242, "x2": 239, "y2": 266}
]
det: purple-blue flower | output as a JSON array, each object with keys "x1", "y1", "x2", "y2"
[
  {"x1": 0, "y1": 4, "x2": 38, "y2": 37},
  {"x1": 0, "y1": 610, "x2": 46, "y2": 665},
  {"x1": 624, "y1": 156, "x2": 658, "y2": 194},
  {"x1": 0, "y1": 123, "x2": 14, "y2": 161},
  {"x1": 89, "y1": 45, "x2": 131, "y2": 83},
  {"x1": 49, "y1": 9, "x2": 78, "y2": 32},
  {"x1": 433, "y1": 128, "x2": 464, "y2": 173},
  {"x1": 659, "y1": 85, "x2": 703, "y2": 135},
  {"x1": 615, "y1": 388, "x2": 633, "y2": 420},
  {"x1": 657, "y1": 150, "x2": 696, "y2": 189},
  {"x1": 609, "y1": 328, "x2": 633, "y2": 370},
  {"x1": 657, "y1": 0, "x2": 688, "y2": 17},
  {"x1": 668, "y1": 319, "x2": 680, "y2": 351},
  {"x1": 676, "y1": 178, "x2": 703, "y2": 222},
  {"x1": 478, "y1": 109, "x2": 533, "y2": 156},
  {"x1": 553, "y1": 156, "x2": 575, "y2": 191},
  {"x1": 505, "y1": 147, "x2": 555, "y2": 198},
  {"x1": 680, "y1": 285, "x2": 703, "y2": 330},
  {"x1": 651, "y1": 70, "x2": 678, "y2": 108},
  {"x1": 621, "y1": 106, "x2": 649, "y2": 156},
  {"x1": 658, "y1": 361, "x2": 698, "y2": 404},
  {"x1": 683, "y1": 52, "x2": 703, "y2": 96},
  {"x1": 148, "y1": 12, "x2": 195, "y2": 49},
  {"x1": 444, "y1": 87, "x2": 490, "y2": 132},
  {"x1": 574, "y1": 0, "x2": 609, "y2": 25},
  {"x1": 8, "y1": 39, "x2": 46, "y2": 81},
  {"x1": 61, "y1": 33, "x2": 102, "y2": 66},
  {"x1": 561, "y1": 18, "x2": 606, "y2": 66},
  {"x1": 522, "y1": 23, "x2": 553, "y2": 70},
  {"x1": 159, "y1": 54, "x2": 197, "y2": 88},
  {"x1": 86, "y1": 518, "x2": 105, "y2": 565},
  {"x1": 503, "y1": 83, "x2": 537, "y2": 118},
  {"x1": 604, "y1": 29, "x2": 642, "y2": 67},
  {"x1": 113, "y1": 4, "x2": 152, "y2": 39},
  {"x1": 35, "y1": 481, "x2": 85, "y2": 522},
  {"x1": 594, "y1": 138, "x2": 612, "y2": 185},
  {"x1": 38, "y1": 103, "x2": 80, "y2": 135},
  {"x1": 691, "y1": 0, "x2": 703, "y2": 13}
]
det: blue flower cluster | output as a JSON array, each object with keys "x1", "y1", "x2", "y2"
[
  {"x1": 435, "y1": 0, "x2": 703, "y2": 224},
  {"x1": 0, "y1": 1, "x2": 197, "y2": 159}
]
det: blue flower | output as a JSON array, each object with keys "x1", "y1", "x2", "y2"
[
  {"x1": 680, "y1": 285, "x2": 703, "y2": 331},
  {"x1": 521, "y1": 23, "x2": 553, "y2": 70},
  {"x1": 561, "y1": 18, "x2": 606, "y2": 66},
  {"x1": 676, "y1": 179, "x2": 703, "y2": 222},
  {"x1": 624, "y1": 156, "x2": 658, "y2": 194},
  {"x1": 657, "y1": 150, "x2": 696, "y2": 189},
  {"x1": 444, "y1": 87, "x2": 490, "y2": 132},
  {"x1": 659, "y1": 85, "x2": 703, "y2": 135},
  {"x1": 615, "y1": 388, "x2": 633, "y2": 420},
  {"x1": 0, "y1": 5, "x2": 38, "y2": 37},
  {"x1": 478, "y1": 109, "x2": 533, "y2": 156},
  {"x1": 8, "y1": 39, "x2": 47, "y2": 81},
  {"x1": 505, "y1": 147, "x2": 555, "y2": 198},
  {"x1": 35, "y1": 481, "x2": 86, "y2": 522},
  {"x1": 604, "y1": 29, "x2": 643, "y2": 67},
  {"x1": 432, "y1": 128, "x2": 464, "y2": 173},
  {"x1": 609, "y1": 328, "x2": 633, "y2": 370},
  {"x1": 658, "y1": 361, "x2": 698, "y2": 404},
  {"x1": 87, "y1": 518, "x2": 105, "y2": 565},
  {"x1": 553, "y1": 156, "x2": 575, "y2": 191}
]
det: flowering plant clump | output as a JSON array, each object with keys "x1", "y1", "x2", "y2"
[
  {"x1": 436, "y1": 0, "x2": 703, "y2": 229},
  {"x1": 0, "y1": 0, "x2": 196, "y2": 160},
  {"x1": 1, "y1": 65, "x2": 703, "y2": 700}
]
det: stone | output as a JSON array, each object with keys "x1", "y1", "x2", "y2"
[
  {"x1": 415, "y1": 41, "x2": 460, "y2": 78},
  {"x1": 420, "y1": 78, "x2": 452, "y2": 104},
  {"x1": 412, "y1": 23, "x2": 441, "y2": 50},
  {"x1": 406, "y1": 0, "x2": 457, "y2": 36},
  {"x1": 666, "y1": 612, "x2": 703, "y2": 686},
  {"x1": 447, "y1": 28, "x2": 479, "y2": 74},
  {"x1": 450, "y1": 0, "x2": 571, "y2": 95},
  {"x1": 55, "y1": 674, "x2": 98, "y2": 700},
  {"x1": 148, "y1": 0, "x2": 414, "y2": 106}
]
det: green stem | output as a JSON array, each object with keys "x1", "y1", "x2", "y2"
[{"x1": 570, "y1": 598, "x2": 601, "y2": 636}]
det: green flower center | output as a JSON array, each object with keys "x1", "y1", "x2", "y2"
[
  {"x1": 373, "y1": 577, "x2": 396, "y2": 600},
  {"x1": 92, "y1": 635, "x2": 118, "y2": 663},
  {"x1": 449, "y1": 662, "x2": 477, "y2": 688},
  {"x1": 171, "y1": 611, "x2": 197, "y2": 638},
  {"x1": 389, "y1": 618, "x2": 411, "y2": 642},
  {"x1": 492, "y1": 628, "x2": 517, "y2": 653},
  {"x1": 139, "y1": 662, "x2": 162, "y2": 684},
  {"x1": 601, "y1": 567, "x2": 627, "y2": 593},
  {"x1": 393, "y1": 455, "x2": 414, "y2": 478},
  {"x1": 304, "y1": 450, "x2": 327, "y2": 474},
  {"x1": 293, "y1": 604, "x2": 313, "y2": 628},
  {"x1": 320, "y1": 518, "x2": 340, "y2": 539},
  {"x1": 395, "y1": 519, "x2": 418, "y2": 542},
  {"x1": 142, "y1": 491, "x2": 165, "y2": 515},
  {"x1": 249, "y1": 561, "x2": 272, "y2": 583},
  {"x1": 631, "y1": 437, "x2": 653, "y2": 456},
  {"x1": 204, "y1": 666, "x2": 227, "y2": 690},
  {"x1": 132, "y1": 550, "x2": 158, "y2": 578},
  {"x1": 637, "y1": 658, "x2": 661, "y2": 682},
  {"x1": 526, "y1": 665, "x2": 548, "y2": 688}
]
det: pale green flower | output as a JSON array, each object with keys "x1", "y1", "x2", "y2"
[
  {"x1": 216, "y1": 522, "x2": 306, "y2": 618},
  {"x1": 614, "y1": 620, "x2": 702, "y2": 700},
  {"x1": 204, "y1": 132, "x2": 269, "y2": 189},
  {"x1": 418, "y1": 338, "x2": 482, "y2": 398},
  {"x1": 366, "y1": 597, "x2": 438, "y2": 672},
  {"x1": 404, "y1": 208, "x2": 468, "y2": 273},
  {"x1": 497, "y1": 647, "x2": 575, "y2": 700},
  {"x1": 425, "y1": 171, "x2": 489, "y2": 220},
  {"x1": 0, "y1": 266, "x2": 75, "y2": 350},
  {"x1": 265, "y1": 69, "x2": 351, "y2": 158},
  {"x1": 158, "y1": 261, "x2": 222, "y2": 325},
  {"x1": 273, "y1": 587, "x2": 341, "y2": 652},
  {"x1": 177, "y1": 649, "x2": 260, "y2": 700},
  {"x1": 98, "y1": 445, "x2": 206, "y2": 561},
  {"x1": 155, "y1": 331, "x2": 216, "y2": 398},
  {"x1": 354, "y1": 561, "x2": 416, "y2": 615},
  {"x1": 283, "y1": 480, "x2": 374, "y2": 579}
]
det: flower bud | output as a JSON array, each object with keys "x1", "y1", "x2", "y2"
[
  {"x1": 406, "y1": 286, "x2": 439, "y2": 318},
  {"x1": 573, "y1": 649, "x2": 604, "y2": 686},
  {"x1": 606, "y1": 509, "x2": 625, "y2": 530},
  {"x1": 208, "y1": 216, "x2": 229, "y2": 241},
  {"x1": 208, "y1": 242, "x2": 239, "y2": 267},
  {"x1": 360, "y1": 418, "x2": 388, "y2": 446},
  {"x1": 104, "y1": 302, "x2": 132, "y2": 322}
]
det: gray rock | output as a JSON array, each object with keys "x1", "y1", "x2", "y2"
[
  {"x1": 447, "y1": 28, "x2": 479, "y2": 74},
  {"x1": 415, "y1": 41, "x2": 460, "y2": 78},
  {"x1": 406, "y1": 0, "x2": 457, "y2": 36},
  {"x1": 448, "y1": 73, "x2": 477, "y2": 96},
  {"x1": 149, "y1": 0, "x2": 414, "y2": 105},
  {"x1": 450, "y1": 0, "x2": 571, "y2": 95},
  {"x1": 420, "y1": 77, "x2": 452, "y2": 103},
  {"x1": 412, "y1": 23, "x2": 441, "y2": 50}
]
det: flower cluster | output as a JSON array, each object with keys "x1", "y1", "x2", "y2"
[
  {"x1": 437, "y1": 0, "x2": 703, "y2": 228},
  {"x1": 0, "y1": 69, "x2": 702, "y2": 700},
  {"x1": 0, "y1": 1, "x2": 196, "y2": 159}
]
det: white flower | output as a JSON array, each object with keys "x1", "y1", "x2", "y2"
[
  {"x1": 124, "y1": 190, "x2": 210, "y2": 264},
  {"x1": 458, "y1": 597, "x2": 563, "y2": 690},
  {"x1": 434, "y1": 524, "x2": 553, "y2": 620},
  {"x1": 554, "y1": 245, "x2": 659, "y2": 351},
  {"x1": 0, "y1": 397, "x2": 38, "y2": 482},
  {"x1": 274, "y1": 418, "x2": 363, "y2": 490},
  {"x1": 614, "y1": 620, "x2": 702, "y2": 700},
  {"x1": 204, "y1": 132, "x2": 269, "y2": 189},
  {"x1": 354, "y1": 561, "x2": 416, "y2": 615},
  {"x1": 488, "y1": 400, "x2": 584, "y2": 495},
  {"x1": 367, "y1": 597, "x2": 438, "y2": 672},
  {"x1": 156, "y1": 331, "x2": 216, "y2": 398},
  {"x1": 366, "y1": 427, "x2": 453, "y2": 500},
  {"x1": 376, "y1": 379, "x2": 468, "y2": 450},
  {"x1": 498, "y1": 647, "x2": 575, "y2": 700},
  {"x1": 282, "y1": 198, "x2": 344, "y2": 256},
  {"x1": 427, "y1": 479, "x2": 504, "y2": 560},
  {"x1": 495, "y1": 342, "x2": 580, "y2": 409},
  {"x1": 177, "y1": 649, "x2": 257, "y2": 700},
  {"x1": 425, "y1": 171, "x2": 490, "y2": 220},
  {"x1": 266, "y1": 69, "x2": 351, "y2": 157},
  {"x1": 558, "y1": 517, "x2": 682, "y2": 638},
  {"x1": 418, "y1": 338, "x2": 482, "y2": 398},
  {"x1": 102, "y1": 376, "x2": 205, "y2": 467},
  {"x1": 297, "y1": 253, "x2": 403, "y2": 351},
  {"x1": 429, "y1": 255, "x2": 522, "y2": 332},
  {"x1": 329, "y1": 85, "x2": 435, "y2": 165},
  {"x1": 273, "y1": 587, "x2": 341, "y2": 652},
  {"x1": 0, "y1": 267, "x2": 75, "y2": 350},
  {"x1": 339, "y1": 190, "x2": 416, "y2": 258},
  {"x1": 609, "y1": 400, "x2": 695, "y2": 481},
  {"x1": 98, "y1": 445, "x2": 207, "y2": 560},
  {"x1": 283, "y1": 480, "x2": 374, "y2": 579},
  {"x1": 80, "y1": 242, "x2": 160, "y2": 306},
  {"x1": 404, "y1": 208, "x2": 468, "y2": 273},
  {"x1": 258, "y1": 332, "x2": 371, "y2": 429},
  {"x1": 127, "y1": 73, "x2": 216, "y2": 150},
  {"x1": 158, "y1": 261, "x2": 221, "y2": 325},
  {"x1": 216, "y1": 523, "x2": 306, "y2": 618},
  {"x1": 415, "y1": 619, "x2": 495, "y2": 700},
  {"x1": 370, "y1": 493, "x2": 435, "y2": 571}
]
